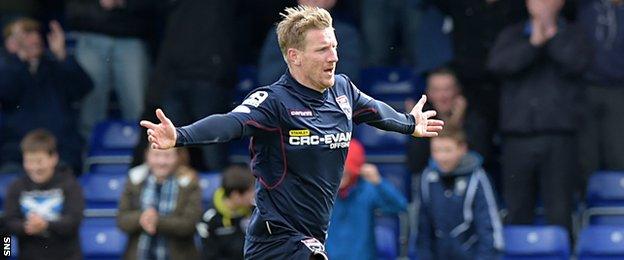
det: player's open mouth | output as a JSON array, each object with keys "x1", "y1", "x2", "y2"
[{"x1": 324, "y1": 68, "x2": 334, "y2": 73}]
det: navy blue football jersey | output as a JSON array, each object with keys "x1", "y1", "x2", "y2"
[{"x1": 177, "y1": 71, "x2": 414, "y2": 242}]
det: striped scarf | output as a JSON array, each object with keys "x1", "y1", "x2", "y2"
[{"x1": 137, "y1": 174, "x2": 179, "y2": 260}]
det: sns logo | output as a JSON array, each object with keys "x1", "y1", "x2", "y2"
[
  {"x1": 3, "y1": 236, "x2": 10, "y2": 257},
  {"x1": 288, "y1": 130, "x2": 351, "y2": 149}
]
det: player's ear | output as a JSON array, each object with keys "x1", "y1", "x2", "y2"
[{"x1": 287, "y1": 48, "x2": 301, "y2": 66}]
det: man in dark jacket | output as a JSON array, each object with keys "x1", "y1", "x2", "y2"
[
  {"x1": 143, "y1": 0, "x2": 241, "y2": 171},
  {"x1": 65, "y1": 0, "x2": 157, "y2": 139},
  {"x1": 4, "y1": 129, "x2": 85, "y2": 260},
  {"x1": 487, "y1": 0, "x2": 591, "y2": 233},
  {"x1": 577, "y1": 0, "x2": 624, "y2": 194},
  {"x1": 197, "y1": 165, "x2": 255, "y2": 260},
  {"x1": 417, "y1": 128, "x2": 503, "y2": 260},
  {"x1": 0, "y1": 18, "x2": 92, "y2": 174},
  {"x1": 426, "y1": 0, "x2": 527, "y2": 139}
]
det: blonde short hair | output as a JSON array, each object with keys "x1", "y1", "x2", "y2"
[{"x1": 276, "y1": 5, "x2": 333, "y2": 60}]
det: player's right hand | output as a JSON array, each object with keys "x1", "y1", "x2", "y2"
[{"x1": 140, "y1": 108, "x2": 177, "y2": 150}]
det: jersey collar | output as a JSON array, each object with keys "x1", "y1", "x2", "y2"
[{"x1": 281, "y1": 70, "x2": 329, "y2": 105}]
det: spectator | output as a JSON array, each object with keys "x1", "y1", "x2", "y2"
[
  {"x1": 258, "y1": 0, "x2": 361, "y2": 85},
  {"x1": 487, "y1": 0, "x2": 591, "y2": 233},
  {"x1": 3, "y1": 129, "x2": 85, "y2": 260},
  {"x1": 413, "y1": 2, "x2": 453, "y2": 73},
  {"x1": 417, "y1": 127, "x2": 503, "y2": 260},
  {"x1": 117, "y1": 147, "x2": 202, "y2": 260},
  {"x1": 0, "y1": 18, "x2": 92, "y2": 174},
  {"x1": 65, "y1": 0, "x2": 157, "y2": 139},
  {"x1": 326, "y1": 139, "x2": 407, "y2": 260},
  {"x1": 360, "y1": 0, "x2": 420, "y2": 66},
  {"x1": 425, "y1": 0, "x2": 526, "y2": 123},
  {"x1": 140, "y1": 0, "x2": 242, "y2": 171},
  {"x1": 197, "y1": 165, "x2": 255, "y2": 260},
  {"x1": 577, "y1": 0, "x2": 624, "y2": 193},
  {"x1": 406, "y1": 67, "x2": 489, "y2": 175}
]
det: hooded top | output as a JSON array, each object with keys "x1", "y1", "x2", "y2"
[
  {"x1": 3, "y1": 166, "x2": 85, "y2": 260},
  {"x1": 418, "y1": 152, "x2": 504, "y2": 260},
  {"x1": 197, "y1": 188, "x2": 252, "y2": 260}
]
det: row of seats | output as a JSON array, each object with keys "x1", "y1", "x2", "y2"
[
  {"x1": 2, "y1": 169, "x2": 623, "y2": 225},
  {"x1": 7, "y1": 222, "x2": 621, "y2": 259},
  {"x1": 506, "y1": 225, "x2": 624, "y2": 259},
  {"x1": 404, "y1": 225, "x2": 624, "y2": 260}
]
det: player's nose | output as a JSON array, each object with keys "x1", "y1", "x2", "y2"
[{"x1": 327, "y1": 48, "x2": 338, "y2": 63}]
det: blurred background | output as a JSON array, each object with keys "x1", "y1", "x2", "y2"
[{"x1": 1, "y1": 0, "x2": 624, "y2": 259}]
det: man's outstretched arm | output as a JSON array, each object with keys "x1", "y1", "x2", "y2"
[
  {"x1": 141, "y1": 89, "x2": 278, "y2": 149},
  {"x1": 140, "y1": 109, "x2": 244, "y2": 149},
  {"x1": 351, "y1": 81, "x2": 444, "y2": 138}
]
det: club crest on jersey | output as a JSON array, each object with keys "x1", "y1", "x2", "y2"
[
  {"x1": 301, "y1": 237, "x2": 325, "y2": 252},
  {"x1": 335, "y1": 95, "x2": 352, "y2": 120}
]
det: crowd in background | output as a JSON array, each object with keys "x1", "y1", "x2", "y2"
[{"x1": 0, "y1": 0, "x2": 623, "y2": 259}]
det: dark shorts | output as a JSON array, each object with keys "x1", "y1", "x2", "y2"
[{"x1": 244, "y1": 235, "x2": 328, "y2": 260}]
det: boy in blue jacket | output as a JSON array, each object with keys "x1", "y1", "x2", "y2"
[
  {"x1": 326, "y1": 139, "x2": 407, "y2": 260},
  {"x1": 417, "y1": 128, "x2": 503, "y2": 259}
]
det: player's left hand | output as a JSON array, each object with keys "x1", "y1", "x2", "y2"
[{"x1": 410, "y1": 95, "x2": 444, "y2": 138}]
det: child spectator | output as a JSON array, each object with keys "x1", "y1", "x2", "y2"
[
  {"x1": 326, "y1": 139, "x2": 407, "y2": 260},
  {"x1": 417, "y1": 128, "x2": 503, "y2": 260},
  {"x1": 197, "y1": 165, "x2": 255, "y2": 260},
  {"x1": 117, "y1": 147, "x2": 202, "y2": 260},
  {"x1": 3, "y1": 129, "x2": 85, "y2": 260}
]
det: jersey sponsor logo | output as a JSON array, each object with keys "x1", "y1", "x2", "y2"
[
  {"x1": 242, "y1": 91, "x2": 269, "y2": 107},
  {"x1": 288, "y1": 131, "x2": 351, "y2": 149},
  {"x1": 289, "y1": 129, "x2": 310, "y2": 137},
  {"x1": 289, "y1": 109, "x2": 313, "y2": 117},
  {"x1": 231, "y1": 105, "x2": 251, "y2": 114},
  {"x1": 335, "y1": 95, "x2": 352, "y2": 120}
]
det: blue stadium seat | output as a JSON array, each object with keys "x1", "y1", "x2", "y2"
[
  {"x1": 89, "y1": 163, "x2": 130, "y2": 175},
  {"x1": 358, "y1": 67, "x2": 424, "y2": 112},
  {"x1": 235, "y1": 65, "x2": 258, "y2": 102},
  {"x1": 7, "y1": 236, "x2": 18, "y2": 259},
  {"x1": 376, "y1": 216, "x2": 399, "y2": 260},
  {"x1": 359, "y1": 67, "x2": 422, "y2": 97},
  {"x1": 354, "y1": 125, "x2": 407, "y2": 163},
  {"x1": 503, "y1": 225, "x2": 570, "y2": 260},
  {"x1": 577, "y1": 226, "x2": 624, "y2": 260},
  {"x1": 81, "y1": 217, "x2": 127, "y2": 260},
  {"x1": 85, "y1": 120, "x2": 139, "y2": 172},
  {"x1": 0, "y1": 173, "x2": 19, "y2": 212},
  {"x1": 583, "y1": 171, "x2": 624, "y2": 226},
  {"x1": 89, "y1": 120, "x2": 140, "y2": 156},
  {"x1": 198, "y1": 172, "x2": 222, "y2": 209},
  {"x1": 376, "y1": 163, "x2": 411, "y2": 200},
  {"x1": 81, "y1": 173, "x2": 127, "y2": 216},
  {"x1": 578, "y1": 226, "x2": 624, "y2": 260}
]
